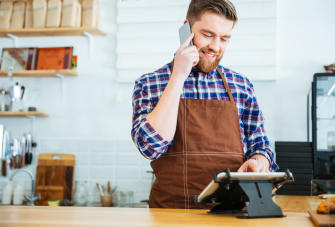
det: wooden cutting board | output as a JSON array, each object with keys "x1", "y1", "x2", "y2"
[
  {"x1": 308, "y1": 210, "x2": 335, "y2": 227},
  {"x1": 35, "y1": 153, "x2": 75, "y2": 205}
]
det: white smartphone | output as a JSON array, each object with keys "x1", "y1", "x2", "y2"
[{"x1": 178, "y1": 22, "x2": 193, "y2": 46}]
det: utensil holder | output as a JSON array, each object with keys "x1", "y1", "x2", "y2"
[{"x1": 100, "y1": 194, "x2": 113, "y2": 207}]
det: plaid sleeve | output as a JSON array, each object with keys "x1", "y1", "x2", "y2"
[
  {"x1": 131, "y1": 78, "x2": 170, "y2": 160},
  {"x1": 242, "y1": 79, "x2": 279, "y2": 171}
]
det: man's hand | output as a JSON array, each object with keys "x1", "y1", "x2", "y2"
[
  {"x1": 171, "y1": 33, "x2": 199, "y2": 83},
  {"x1": 237, "y1": 154, "x2": 270, "y2": 172}
]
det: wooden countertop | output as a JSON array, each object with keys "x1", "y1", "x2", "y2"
[{"x1": 0, "y1": 196, "x2": 322, "y2": 227}]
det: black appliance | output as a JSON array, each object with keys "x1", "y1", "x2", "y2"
[{"x1": 308, "y1": 73, "x2": 335, "y2": 179}]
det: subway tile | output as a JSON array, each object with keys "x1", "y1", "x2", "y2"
[
  {"x1": 115, "y1": 152, "x2": 140, "y2": 166},
  {"x1": 74, "y1": 166, "x2": 90, "y2": 180},
  {"x1": 90, "y1": 167, "x2": 114, "y2": 179},
  {"x1": 114, "y1": 166, "x2": 140, "y2": 180},
  {"x1": 89, "y1": 152, "x2": 115, "y2": 166}
]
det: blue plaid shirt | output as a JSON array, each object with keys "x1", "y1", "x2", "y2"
[{"x1": 131, "y1": 62, "x2": 278, "y2": 171}]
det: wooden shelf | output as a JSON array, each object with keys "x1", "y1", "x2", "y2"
[
  {"x1": 0, "y1": 27, "x2": 106, "y2": 37},
  {"x1": 0, "y1": 111, "x2": 48, "y2": 117},
  {"x1": 0, "y1": 69, "x2": 78, "y2": 77}
]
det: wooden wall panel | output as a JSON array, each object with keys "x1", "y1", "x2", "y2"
[{"x1": 116, "y1": 0, "x2": 277, "y2": 82}]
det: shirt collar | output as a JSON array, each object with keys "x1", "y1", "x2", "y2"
[
  {"x1": 169, "y1": 61, "x2": 220, "y2": 78},
  {"x1": 191, "y1": 66, "x2": 219, "y2": 78}
]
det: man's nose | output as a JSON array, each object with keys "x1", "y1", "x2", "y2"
[{"x1": 208, "y1": 37, "x2": 221, "y2": 53}]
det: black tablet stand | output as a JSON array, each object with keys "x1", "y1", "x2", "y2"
[{"x1": 194, "y1": 169, "x2": 294, "y2": 218}]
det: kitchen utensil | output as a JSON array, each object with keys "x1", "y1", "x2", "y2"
[
  {"x1": 107, "y1": 181, "x2": 111, "y2": 193},
  {"x1": 0, "y1": 88, "x2": 10, "y2": 112},
  {"x1": 24, "y1": 133, "x2": 33, "y2": 165},
  {"x1": 0, "y1": 125, "x2": 10, "y2": 176},
  {"x1": 10, "y1": 139, "x2": 20, "y2": 169},
  {"x1": 9, "y1": 82, "x2": 25, "y2": 100},
  {"x1": 100, "y1": 194, "x2": 113, "y2": 207},
  {"x1": 35, "y1": 153, "x2": 75, "y2": 206},
  {"x1": 9, "y1": 82, "x2": 25, "y2": 111},
  {"x1": 18, "y1": 137, "x2": 25, "y2": 168},
  {"x1": 96, "y1": 183, "x2": 103, "y2": 196}
]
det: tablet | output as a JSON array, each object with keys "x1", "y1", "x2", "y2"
[{"x1": 196, "y1": 171, "x2": 293, "y2": 204}]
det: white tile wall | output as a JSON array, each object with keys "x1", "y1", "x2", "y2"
[
  {"x1": 0, "y1": 0, "x2": 152, "y2": 205},
  {"x1": 1, "y1": 0, "x2": 335, "y2": 206}
]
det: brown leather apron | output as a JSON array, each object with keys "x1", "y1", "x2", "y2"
[{"x1": 149, "y1": 68, "x2": 244, "y2": 209}]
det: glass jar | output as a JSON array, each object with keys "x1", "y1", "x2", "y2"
[
  {"x1": 74, "y1": 180, "x2": 88, "y2": 206},
  {"x1": 327, "y1": 131, "x2": 335, "y2": 150}
]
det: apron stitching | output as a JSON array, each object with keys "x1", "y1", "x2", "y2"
[
  {"x1": 218, "y1": 69, "x2": 245, "y2": 160},
  {"x1": 149, "y1": 68, "x2": 245, "y2": 209},
  {"x1": 183, "y1": 100, "x2": 188, "y2": 209},
  {"x1": 185, "y1": 100, "x2": 190, "y2": 209}
]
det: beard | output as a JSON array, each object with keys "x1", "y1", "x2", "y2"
[{"x1": 196, "y1": 47, "x2": 223, "y2": 73}]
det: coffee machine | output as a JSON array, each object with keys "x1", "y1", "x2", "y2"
[
  {"x1": 0, "y1": 82, "x2": 25, "y2": 112},
  {"x1": 0, "y1": 67, "x2": 26, "y2": 112}
]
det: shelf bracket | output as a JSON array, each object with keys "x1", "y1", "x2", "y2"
[
  {"x1": 55, "y1": 73, "x2": 65, "y2": 101},
  {"x1": 83, "y1": 31, "x2": 93, "y2": 59},
  {"x1": 7, "y1": 33, "x2": 19, "y2": 47}
]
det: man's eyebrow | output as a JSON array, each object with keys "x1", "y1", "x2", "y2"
[{"x1": 200, "y1": 29, "x2": 231, "y2": 38}]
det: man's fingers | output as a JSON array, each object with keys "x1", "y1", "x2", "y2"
[
  {"x1": 181, "y1": 33, "x2": 194, "y2": 48},
  {"x1": 179, "y1": 46, "x2": 199, "y2": 66},
  {"x1": 238, "y1": 159, "x2": 271, "y2": 173},
  {"x1": 181, "y1": 46, "x2": 197, "y2": 54},
  {"x1": 237, "y1": 163, "x2": 246, "y2": 172}
]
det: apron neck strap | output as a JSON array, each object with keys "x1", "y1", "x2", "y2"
[
  {"x1": 170, "y1": 62, "x2": 235, "y2": 104},
  {"x1": 217, "y1": 68, "x2": 235, "y2": 104}
]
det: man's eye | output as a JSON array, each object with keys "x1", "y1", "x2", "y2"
[{"x1": 203, "y1": 34, "x2": 211, "y2": 38}]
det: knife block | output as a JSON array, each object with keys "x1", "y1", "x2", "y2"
[{"x1": 35, "y1": 153, "x2": 75, "y2": 205}]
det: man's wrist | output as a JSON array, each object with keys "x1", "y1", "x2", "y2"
[{"x1": 169, "y1": 73, "x2": 186, "y2": 89}]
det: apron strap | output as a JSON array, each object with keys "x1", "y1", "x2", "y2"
[
  {"x1": 171, "y1": 61, "x2": 235, "y2": 105},
  {"x1": 217, "y1": 68, "x2": 235, "y2": 105}
]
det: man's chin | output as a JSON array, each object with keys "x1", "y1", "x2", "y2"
[{"x1": 196, "y1": 59, "x2": 220, "y2": 73}]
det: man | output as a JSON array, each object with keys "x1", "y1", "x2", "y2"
[{"x1": 131, "y1": 0, "x2": 278, "y2": 209}]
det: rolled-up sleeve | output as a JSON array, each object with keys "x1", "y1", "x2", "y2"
[
  {"x1": 131, "y1": 79, "x2": 170, "y2": 160},
  {"x1": 242, "y1": 79, "x2": 279, "y2": 171}
]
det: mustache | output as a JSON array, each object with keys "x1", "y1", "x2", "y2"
[{"x1": 199, "y1": 48, "x2": 221, "y2": 57}]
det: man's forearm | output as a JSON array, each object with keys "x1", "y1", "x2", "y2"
[
  {"x1": 146, "y1": 75, "x2": 184, "y2": 142},
  {"x1": 146, "y1": 33, "x2": 198, "y2": 142}
]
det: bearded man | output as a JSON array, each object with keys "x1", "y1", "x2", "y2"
[{"x1": 131, "y1": 0, "x2": 278, "y2": 209}]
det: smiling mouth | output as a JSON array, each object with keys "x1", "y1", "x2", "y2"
[{"x1": 201, "y1": 50, "x2": 217, "y2": 61}]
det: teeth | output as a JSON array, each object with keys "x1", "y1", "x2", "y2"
[{"x1": 201, "y1": 51, "x2": 216, "y2": 58}]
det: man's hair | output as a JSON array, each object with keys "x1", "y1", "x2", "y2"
[{"x1": 186, "y1": 0, "x2": 238, "y2": 26}]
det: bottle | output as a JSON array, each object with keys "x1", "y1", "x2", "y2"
[
  {"x1": 1, "y1": 181, "x2": 13, "y2": 205},
  {"x1": 13, "y1": 184, "x2": 24, "y2": 205}
]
